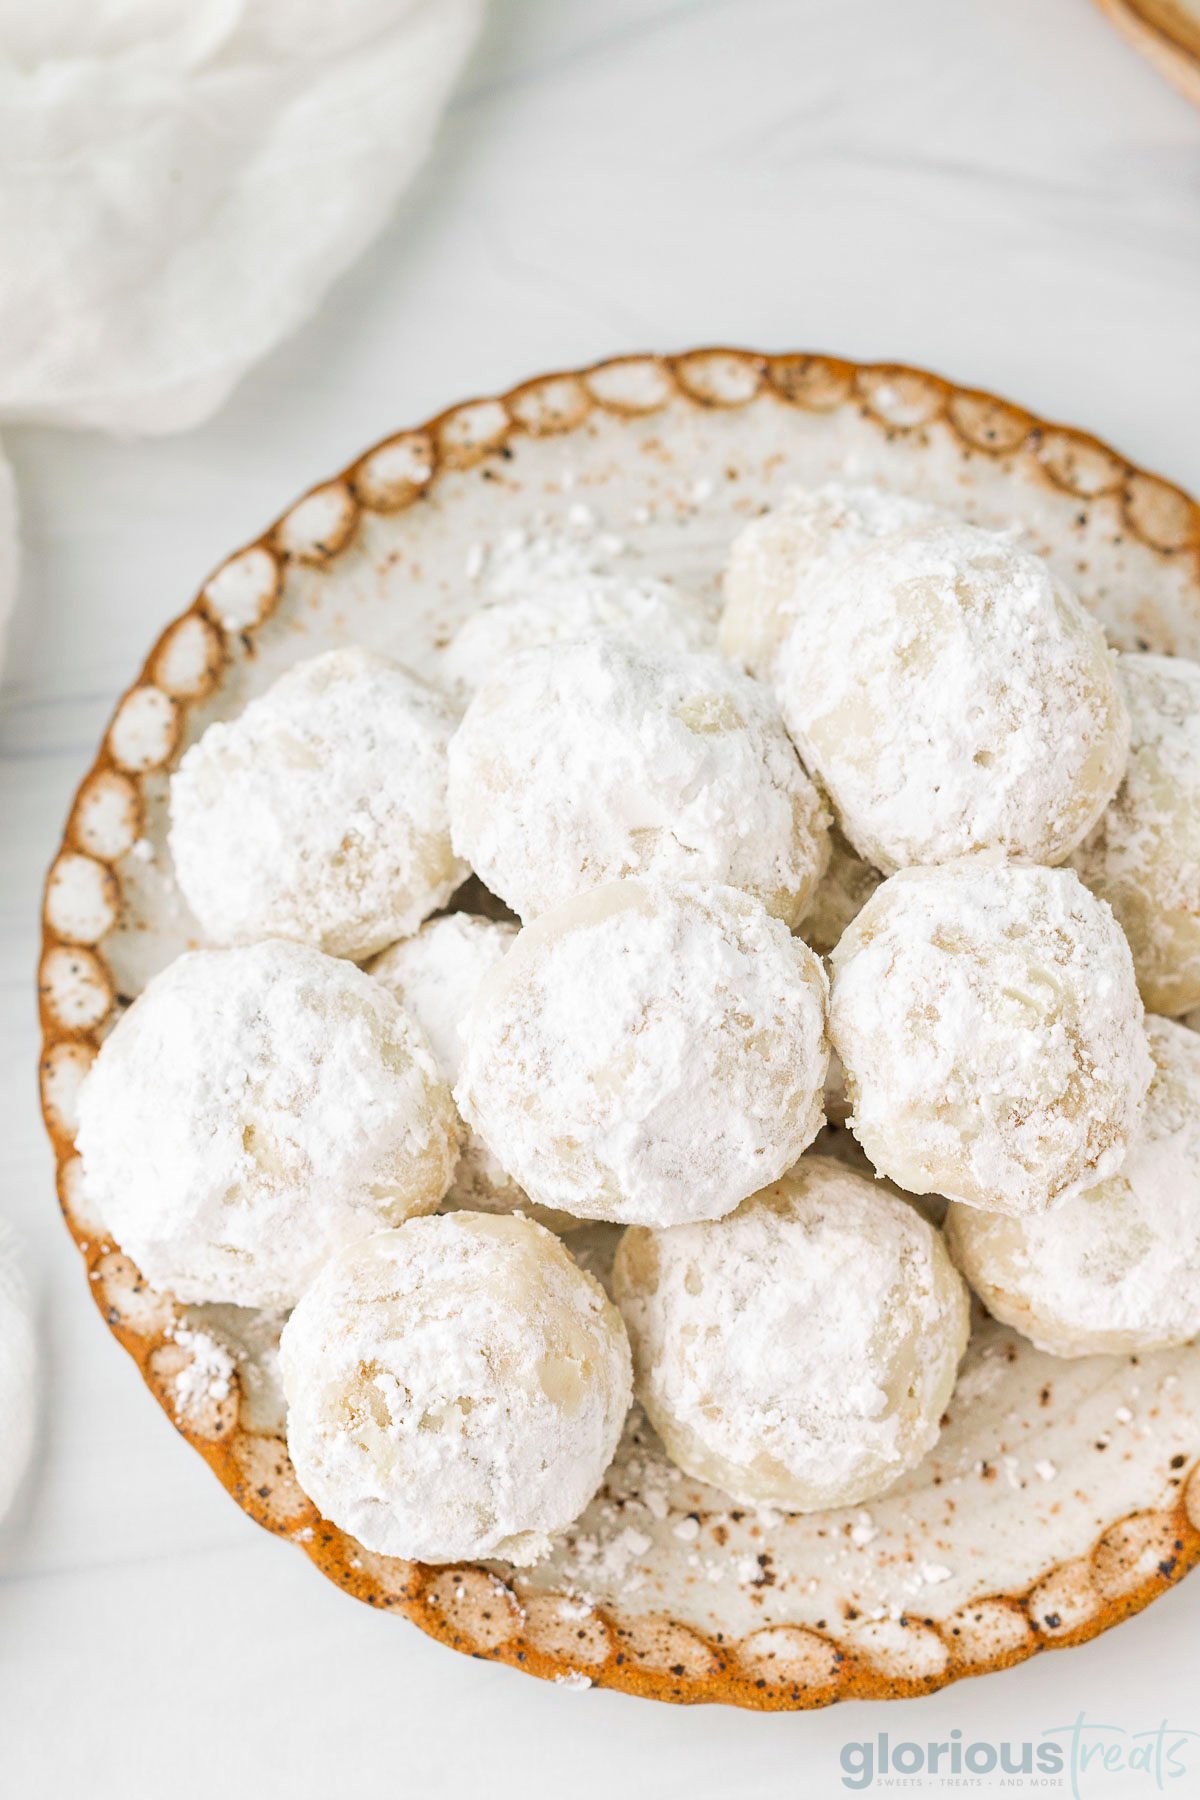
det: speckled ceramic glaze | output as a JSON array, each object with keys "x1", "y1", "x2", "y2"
[{"x1": 39, "y1": 351, "x2": 1200, "y2": 1708}]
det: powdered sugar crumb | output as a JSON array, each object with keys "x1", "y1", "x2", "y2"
[
  {"x1": 169, "y1": 1326, "x2": 235, "y2": 1416},
  {"x1": 850, "y1": 1513, "x2": 878, "y2": 1549}
]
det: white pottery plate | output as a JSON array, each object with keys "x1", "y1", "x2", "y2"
[{"x1": 39, "y1": 350, "x2": 1200, "y2": 1708}]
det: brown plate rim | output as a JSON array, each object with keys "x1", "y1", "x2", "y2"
[{"x1": 1091, "y1": 0, "x2": 1200, "y2": 106}]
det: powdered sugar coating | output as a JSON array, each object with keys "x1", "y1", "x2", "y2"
[
  {"x1": 612, "y1": 1156, "x2": 969, "y2": 1510},
  {"x1": 448, "y1": 635, "x2": 830, "y2": 927},
  {"x1": 946, "y1": 1018, "x2": 1200, "y2": 1356},
  {"x1": 370, "y1": 915, "x2": 582, "y2": 1233},
  {"x1": 726, "y1": 483, "x2": 1129, "y2": 872},
  {"x1": 441, "y1": 572, "x2": 713, "y2": 693},
  {"x1": 371, "y1": 914, "x2": 513, "y2": 1082},
  {"x1": 1071, "y1": 653, "x2": 1200, "y2": 1016},
  {"x1": 169, "y1": 647, "x2": 465, "y2": 960},
  {"x1": 456, "y1": 881, "x2": 830, "y2": 1227},
  {"x1": 280, "y1": 1214, "x2": 632, "y2": 1563},
  {"x1": 721, "y1": 483, "x2": 936, "y2": 681},
  {"x1": 76, "y1": 940, "x2": 458, "y2": 1308},
  {"x1": 830, "y1": 861, "x2": 1152, "y2": 1217}
]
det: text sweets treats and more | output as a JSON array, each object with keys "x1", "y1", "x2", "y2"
[
  {"x1": 170, "y1": 647, "x2": 464, "y2": 961},
  {"x1": 612, "y1": 1157, "x2": 970, "y2": 1511},
  {"x1": 455, "y1": 880, "x2": 830, "y2": 1227},
  {"x1": 946, "y1": 1017, "x2": 1200, "y2": 1356},
  {"x1": 369, "y1": 914, "x2": 582, "y2": 1233},
  {"x1": 76, "y1": 940, "x2": 458, "y2": 1309},
  {"x1": 829, "y1": 860, "x2": 1152, "y2": 1217},
  {"x1": 447, "y1": 634, "x2": 830, "y2": 928},
  {"x1": 280, "y1": 1213, "x2": 631, "y2": 1563},
  {"x1": 723, "y1": 483, "x2": 1129, "y2": 872}
]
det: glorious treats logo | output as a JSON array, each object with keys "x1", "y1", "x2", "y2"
[{"x1": 839, "y1": 1715, "x2": 1200, "y2": 1794}]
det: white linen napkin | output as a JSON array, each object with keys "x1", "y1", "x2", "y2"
[{"x1": 0, "y1": 0, "x2": 482, "y2": 433}]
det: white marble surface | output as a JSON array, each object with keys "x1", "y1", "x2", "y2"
[{"x1": 3, "y1": 2, "x2": 1200, "y2": 1793}]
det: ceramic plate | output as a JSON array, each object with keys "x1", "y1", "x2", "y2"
[{"x1": 38, "y1": 349, "x2": 1200, "y2": 1708}]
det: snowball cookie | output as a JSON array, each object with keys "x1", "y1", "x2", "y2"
[
  {"x1": 946, "y1": 1017, "x2": 1200, "y2": 1356},
  {"x1": 370, "y1": 914, "x2": 582, "y2": 1234},
  {"x1": 799, "y1": 826, "x2": 882, "y2": 957},
  {"x1": 76, "y1": 940, "x2": 459, "y2": 1309},
  {"x1": 169, "y1": 647, "x2": 466, "y2": 961},
  {"x1": 1071, "y1": 654, "x2": 1200, "y2": 1016},
  {"x1": 456, "y1": 881, "x2": 830, "y2": 1227},
  {"x1": 371, "y1": 915, "x2": 515, "y2": 1090},
  {"x1": 808, "y1": 1124, "x2": 950, "y2": 1230},
  {"x1": 830, "y1": 860, "x2": 1152, "y2": 1217},
  {"x1": 442, "y1": 572, "x2": 712, "y2": 693},
  {"x1": 728, "y1": 482, "x2": 1128, "y2": 872},
  {"x1": 280, "y1": 1213, "x2": 632, "y2": 1564},
  {"x1": 448, "y1": 635, "x2": 830, "y2": 927},
  {"x1": 821, "y1": 1048, "x2": 852, "y2": 1127},
  {"x1": 612, "y1": 1156, "x2": 969, "y2": 1510},
  {"x1": 721, "y1": 483, "x2": 935, "y2": 681}
]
